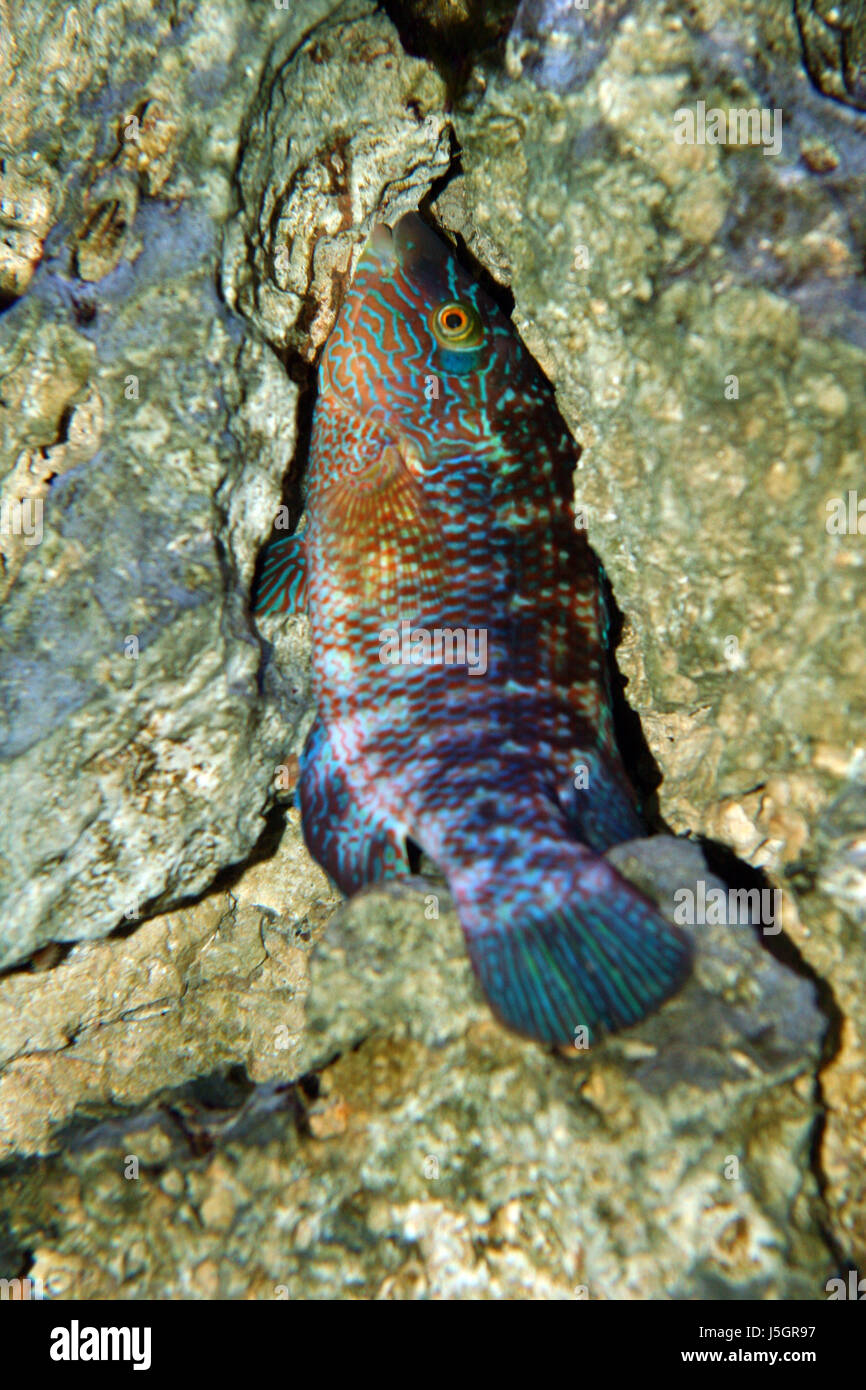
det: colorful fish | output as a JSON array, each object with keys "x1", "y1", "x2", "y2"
[{"x1": 255, "y1": 213, "x2": 691, "y2": 1046}]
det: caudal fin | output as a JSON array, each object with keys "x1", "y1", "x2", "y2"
[{"x1": 448, "y1": 843, "x2": 691, "y2": 1046}]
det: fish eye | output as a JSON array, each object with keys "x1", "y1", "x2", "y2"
[
  {"x1": 431, "y1": 300, "x2": 484, "y2": 349},
  {"x1": 442, "y1": 306, "x2": 467, "y2": 332}
]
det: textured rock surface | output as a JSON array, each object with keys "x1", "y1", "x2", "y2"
[
  {"x1": 0, "y1": 838, "x2": 831, "y2": 1299},
  {"x1": 795, "y1": 0, "x2": 866, "y2": 110},
  {"x1": 0, "y1": 0, "x2": 302, "y2": 967},
  {"x1": 0, "y1": 807, "x2": 340, "y2": 1164},
  {"x1": 221, "y1": 0, "x2": 451, "y2": 358},
  {"x1": 435, "y1": 0, "x2": 866, "y2": 1270},
  {"x1": 0, "y1": 0, "x2": 863, "y2": 1299}
]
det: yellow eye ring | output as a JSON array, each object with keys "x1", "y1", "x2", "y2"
[
  {"x1": 439, "y1": 305, "x2": 469, "y2": 335},
  {"x1": 431, "y1": 300, "x2": 484, "y2": 348}
]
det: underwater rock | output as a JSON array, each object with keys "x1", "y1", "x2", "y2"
[
  {"x1": 0, "y1": 153, "x2": 55, "y2": 303},
  {"x1": 0, "y1": 807, "x2": 339, "y2": 1163},
  {"x1": 73, "y1": 175, "x2": 139, "y2": 283},
  {"x1": 441, "y1": 0, "x2": 866, "y2": 1267},
  {"x1": 795, "y1": 0, "x2": 866, "y2": 110},
  {"x1": 0, "y1": 837, "x2": 831, "y2": 1298},
  {"x1": 0, "y1": 0, "x2": 862, "y2": 1299},
  {"x1": 508, "y1": 0, "x2": 636, "y2": 93},
  {"x1": 0, "y1": 239, "x2": 294, "y2": 970},
  {"x1": 0, "y1": 2, "x2": 309, "y2": 969},
  {"x1": 221, "y1": 0, "x2": 451, "y2": 358}
]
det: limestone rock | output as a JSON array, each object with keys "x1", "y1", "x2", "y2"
[
  {"x1": 439, "y1": 0, "x2": 866, "y2": 1269},
  {"x1": 0, "y1": 837, "x2": 830, "y2": 1299}
]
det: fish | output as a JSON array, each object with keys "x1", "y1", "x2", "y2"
[{"x1": 254, "y1": 213, "x2": 691, "y2": 1047}]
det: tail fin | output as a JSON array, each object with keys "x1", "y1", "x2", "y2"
[{"x1": 447, "y1": 841, "x2": 691, "y2": 1046}]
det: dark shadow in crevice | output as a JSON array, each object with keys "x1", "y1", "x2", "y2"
[
  {"x1": 0, "y1": 1209, "x2": 29, "y2": 1287},
  {"x1": 0, "y1": 1043, "x2": 351, "y2": 1239},
  {"x1": 380, "y1": 0, "x2": 519, "y2": 103},
  {"x1": 697, "y1": 838, "x2": 846, "y2": 1051},
  {"x1": 297, "y1": 1071, "x2": 321, "y2": 1101},
  {"x1": 405, "y1": 837, "x2": 424, "y2": 875},
  {"x1": 29, "y1": 1062, "x2": 303, "y2": 1166},
  {"x1": 698, "y1": 834, "x2": 841, "y2": 1040},
  {"x1": 0, "y1": 939, "x2": 76, "y2": 983},
  {"x1": 598, "y1": 570, "x2": 665, "y2": 827}
]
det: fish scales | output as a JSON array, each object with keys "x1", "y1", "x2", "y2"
[{"x1": 255, "y1": 214, "x2": 691, "y2": 1046}]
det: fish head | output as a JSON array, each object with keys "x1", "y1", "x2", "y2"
[{"x1": 319, "y1": 213, "x2": 571, "y2": 469}]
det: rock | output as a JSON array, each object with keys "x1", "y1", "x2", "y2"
[
  {"x1": 0, "y1": 805, "x2": 339, "y2": 1162},
  {"x1": 436, "y1": 0, "x2": 866, "y2": 1269},
  {"x1": 1, "y1": 0, "x2": 863, "y2": 1298},
  {"x1": 221, "y1": 0, "x2": 451, "y2": 358},
  {"x1": 795, "y1": 0, "x2": 866, "y2": 110},
  {"x1": 0, "y1": 2, "x2": 312, "y2": 968},
  {"x1": 0, "y1": 152, "x2": 55, "y2": 302},
  {"x1": 0, "y1": 837, "x2": 832, "y2": 1298}
]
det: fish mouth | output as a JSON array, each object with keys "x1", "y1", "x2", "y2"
[
  {"x1": 365, "y1": 213, "x2": 449, "y2": 290},
  {"x1": 368, "y1": 221, "x2": 396, "y2": 264},
  {"x1": 393, "y1": 213, "x2": 453, "y2": 283}
]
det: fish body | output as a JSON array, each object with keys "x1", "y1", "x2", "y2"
[{"x1": 256, "y1": 214, "x2": 690, "y2": 1045}]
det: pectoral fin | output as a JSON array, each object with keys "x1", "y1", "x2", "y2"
[
  {"x1": 253, "y1": 530, "x2": 307, "y2": 616},
  {"x1": 319, "y1": 444, "x2": 444, "y2": 619}
]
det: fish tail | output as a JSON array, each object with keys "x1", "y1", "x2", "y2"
[{"x1": 445, "y1": 835, "x2": 691, "y2": 1046}]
